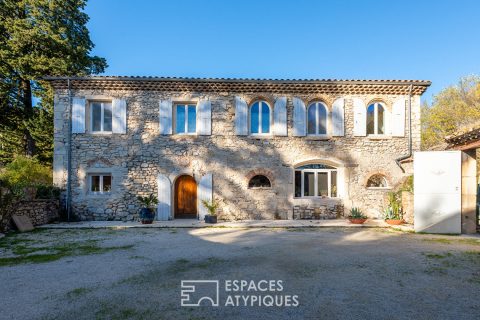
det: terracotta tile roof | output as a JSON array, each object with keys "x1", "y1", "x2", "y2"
[
  {"x1": 43, "y1": 76, "x2": 431, "y2": 95},
  {"x1": 445, "y1": 125, "x2": 480, "y2": 149}
]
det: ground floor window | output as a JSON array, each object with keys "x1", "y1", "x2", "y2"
[
  {"x1": 90, "y1": 174, "x2": 112, "y2": 193},
  {"x1": 294, "y1": 164, "x2": 337, "y2": 198}
]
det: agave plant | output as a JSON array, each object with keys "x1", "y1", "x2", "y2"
[{"x1": 349, "y1": 207, "x2": 367, "y2": 219}]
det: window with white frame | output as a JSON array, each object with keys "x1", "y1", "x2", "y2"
[
  {"x1": 307, "y1": 102, "x2": 328, "y2": 135},
  {"x1": 367, "y1": 102, "x2": 386, "y2": 135},
  {"x1": 90, "y1": 174, "x2": 112, "y2": 193},
  {"x1": 294, "y1": 164, "x2": 337, "y2": 198},
  {"x1": 91, "y1": 101, "x2": 112, "y2": 132},
  {"x1": 250, "y1": 101, "x2": 271, "y2": 134},
  {"x1": 175, "y1": 104, "x2": 196, "y2": 134}
]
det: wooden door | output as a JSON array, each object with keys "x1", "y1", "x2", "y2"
[{"x1": 175, "y1": 175, "x2": 197, "y2": 218}]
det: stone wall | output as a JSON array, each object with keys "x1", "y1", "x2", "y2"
[
  {"x1": 16, "y1": 200, "x2": 60, "y2": 226},
  {"x1": 1, "y1": 200, "x2": 59, "y2": 232},
  {"x1": 53, "y1": 89, "x2": 421, "y2": 221}
]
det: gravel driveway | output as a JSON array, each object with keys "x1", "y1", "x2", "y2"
[{"x1": 0, "y1": 227, "x2": 479, "y2": 320}]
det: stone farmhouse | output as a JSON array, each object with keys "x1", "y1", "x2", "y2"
[{"x1": 45, "y1": 77, "x2": 430, "y2": 221}]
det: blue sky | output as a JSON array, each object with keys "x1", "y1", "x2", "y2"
[{"x1": 85, "y1": 0, "x2": 480, "y2": 103}]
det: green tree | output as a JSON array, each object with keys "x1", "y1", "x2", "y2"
[
  {"x1": 421, "y1": 75, "x2": 480, "y2": 150},
  {"x1": 0, "y1": 0, "x2": 107, "y2": 164}
]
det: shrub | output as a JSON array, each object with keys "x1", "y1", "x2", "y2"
[
  {"x1": 137, "y1": 194, "x2": 158, "y2": 209},
  {"x1": 0, "y1": 155, "x2": 52, "y2": 187},
  {"x1": 35, "y1": 184, "x2": 62, "y2": 200},
  {"x1": 201, "y1": 199, "x2": 219, "y2": 216},
  {"x1": 383, "y1": 191, "x2": 404, "y2": 220}
]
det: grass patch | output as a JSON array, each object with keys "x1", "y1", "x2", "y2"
[
  {"x1": 423, "y1": 238, "x2": 480, "y2": 246},
  {"x1": 166, "y1": 257, "x2": 225, "y2": 274},
  {"x1": 94, "y1": 302, "x2": 154, "y2": 320},
  {"x1": 423, "y1": 252, "x2": 453, "y2": 259},
  {"x1": 67, "y1": 287, "x2": 93, "y2": 299},
  {"x1": 0, "y1": 241, "x2": 134, "y2": 267}
]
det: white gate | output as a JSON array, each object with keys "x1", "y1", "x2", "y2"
[{"x1": 414, "y1": 151, "x2": 461, "y2": 234}]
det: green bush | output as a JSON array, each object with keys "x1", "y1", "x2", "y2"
[
  {"x1": 0, "y1": 155, "x2": 52, "y2": 187},
  {"x1": 349, "y1": 207, "x2": 367, "y2": 219},
  {"x1": 35, "y1": 184, "x2": 61, "y2": 200}
]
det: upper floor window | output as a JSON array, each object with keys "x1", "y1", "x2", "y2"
[
  {"x1": 250, "y1": 101, "x2": 271, "y2": 134},
  {"x1": 307, "y1": 102, "x2": 328, "y2": 135},
  {"x1": 294, "y1": 164, "x2": 337, "y2": 198},
  {"x1": 91, "y1": 102, "x2": 112, "y2": 132},
  {"x1": 90, "y1": 174, "x2": 112, "y2": 193},
  {"x1": 367, "y1": 102, "x2": 385, "y2": 135},
  {"x1": 175, "y1": 104, "x2": 196, "y2": 134}
]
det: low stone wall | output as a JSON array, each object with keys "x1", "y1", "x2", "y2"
[
  {"x1": 293, "y1": 203, "x2": 344, "y2": 219},
  {"x1": 15, "y1": 200, "x2": 60, "y2": 226}
]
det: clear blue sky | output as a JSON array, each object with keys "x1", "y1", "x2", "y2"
[{"x1": 85, "y1": 0, "x2": 480, "y2": 103}]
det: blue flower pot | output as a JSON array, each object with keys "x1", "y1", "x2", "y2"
[
  {"x1": 140, "y1": 208, "x2": 155, "y2": 224},
  {"x1": 204, "y1": 215, "x2": 217, "y2": 224}
]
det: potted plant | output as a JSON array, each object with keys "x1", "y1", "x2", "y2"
[
  {"x1": 383, "y1": 191, "x2": 404, "y2": 225},
  {"x1": 348, "y1": 207, "x2": 367, "y2": 224},
  {"x1": 201, "y1": 199, "x2": 219, "y2": 224},
  {"x1": 137, "y1": 194, "x2": 158, "y2": 224}
]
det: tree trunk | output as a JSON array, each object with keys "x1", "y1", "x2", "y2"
[{"x1": 21, "y1": 79, "x2": 35, "y2": 156}]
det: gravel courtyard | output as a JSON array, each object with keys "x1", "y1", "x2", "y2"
[{"x1": 0, "y1": 227, "x2": 479, "y2": 320}]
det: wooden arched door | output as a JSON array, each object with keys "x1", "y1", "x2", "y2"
[{"x1": 174, "y1": 175, "x2": 197, "y2": 219}]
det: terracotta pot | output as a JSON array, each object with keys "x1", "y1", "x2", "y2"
[
  {"x1": 349, "y1": 218, "x2": 367, "y2": 224},
  {"x1": 385, "y1": 219, "x2": 404, "y2": 225}
]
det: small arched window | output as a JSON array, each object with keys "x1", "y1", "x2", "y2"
[
  {"x1": 367, "y1": 102, "x2": 385, "y2": 135},
  {"x1": 248, "y1": 175, "x2": 271, "y2": 188},
  {"x1": 366, "y1": 174, "x2": 388, "y2": 188},
  {"x1": 250, "y1": 101, "x2": 271, "y2": 134},
  {"x1": 307, "y1": 102, "x2": 328, "y2": 135}
]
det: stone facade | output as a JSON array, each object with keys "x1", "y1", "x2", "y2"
[{"x1": 50, "y1": 77, "x2": 427, "y2": 221}]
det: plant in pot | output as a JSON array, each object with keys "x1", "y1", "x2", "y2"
[
  {"x1": 201, "y1": 199, "x2": 219, "y2": 224},
  {"x1": 137, "y1": 194, "x2": 158, "y2": 224},
  {"x1": 383, "y1": 191, "x2": 404, "y2": 225},
  {"x1": 348, "y1": 207, "x2": 367, "y2": 224}
]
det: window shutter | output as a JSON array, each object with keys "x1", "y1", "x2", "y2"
[
  {"x1": 292, "y1": 97, "x2": 306, "y2": 136},
  {"x1": 157, "y1": 174, "x2": 171, "y2": 221},
  {"x1": 353, "y1": 98, "x2": 367, "y2": 136},
  {"x1": 392, "y1": 98, "x2": 406, "y2": 137},
  {"x1": 273, "y1": 97, "x2": 287, "y2": 136},
  {"x1": 198, "y1": 173, "x2": 213, "y2": 221},
  {"x1": 332, "y1": 98, "x2": 345, "y2": 137},
  {"x1": 197, "y1": 99, "x2": 211, "y2": 135},
  {"x1": 112, "y1": 99, "x2": 127, "y2": 134},
  {"x1": 159, "y1": 99, "x2": 172, "y2": 135},
  {"x1": 72, "y1": 97, "x2": 85, "y2": 133},
  {"x1": 234, "y1": 96, "x2": 248, "y2": 135}
]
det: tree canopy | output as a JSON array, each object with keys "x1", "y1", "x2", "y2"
[
  {"x1": 0, "y1": 0, "x2": 107, "y2": 164},
  {"x1": 421, "y1": 75, "x2": 480, "y2": 150}
]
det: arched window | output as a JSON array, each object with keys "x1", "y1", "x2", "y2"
[
  {"x1": 307, "y1": 102, "x2": 328, "y2": 135},
  {"x1": 367, "y1": 102, "x2": 386, "y2": 135},
  {"x1": 250, "y1": 101, "x2": 271, "y2": 134},
  {"x1": 294, "y1": 164, "x2": 337, "y2": 198},
  {"x1": 248, "y1": 175, "x2": 271, "y2": 188},
  {"x1": 366, "y1": 174, "x2": 388, "y2": 188}
]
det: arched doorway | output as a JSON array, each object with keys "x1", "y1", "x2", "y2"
[{"x1": 174, "y1": 175, "x2": 197, "y2": 219}]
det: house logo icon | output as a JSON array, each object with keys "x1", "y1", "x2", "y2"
[{"x1": 181, "y1": 280, "x2": 219, "y2": 307}]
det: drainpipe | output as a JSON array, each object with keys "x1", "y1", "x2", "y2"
[
  {"x1": 66, "y1": 78, "x2": 72, "y2": 221},
  {"x1": 395, "y1": 84, "x2": 414, "y2": 173}
]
